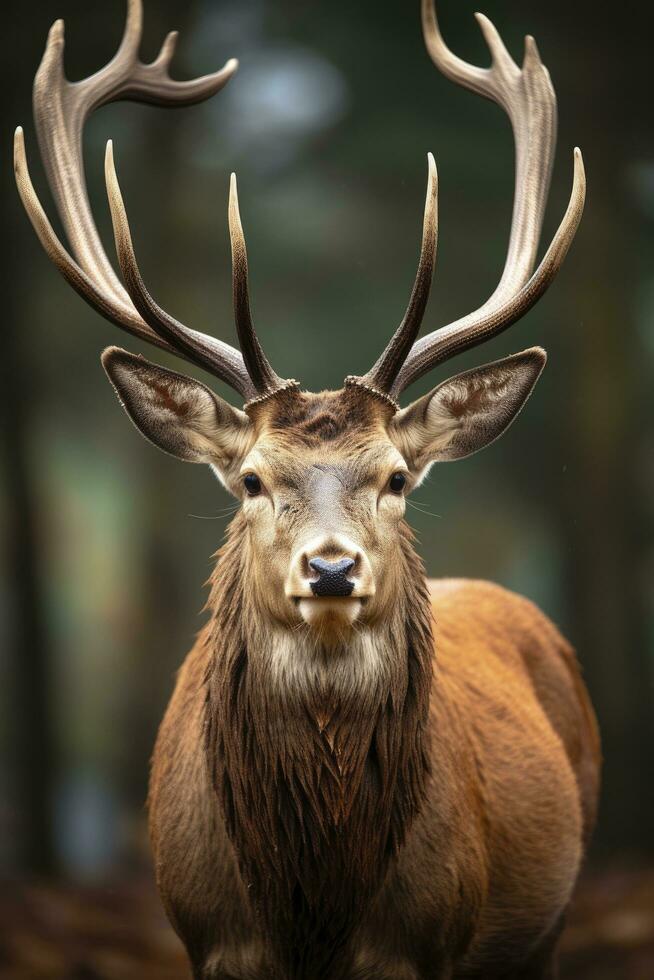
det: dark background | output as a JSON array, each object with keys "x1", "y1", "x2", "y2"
[{"x1": 2, "y1": 0, "x2": 653, "y2": 976}]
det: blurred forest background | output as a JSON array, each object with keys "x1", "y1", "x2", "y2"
[{"x1": 2, "y1": 0, "x2": 654, "y2": 976}]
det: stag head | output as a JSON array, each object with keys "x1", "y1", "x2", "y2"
[{"x1": 15, "y1": 0, "x2": 584, "y2": 640}]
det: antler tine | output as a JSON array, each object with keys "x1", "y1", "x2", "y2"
[
  {"x1": 228, "y1": 175, "x2": 291, "y2": 399},
  {"x1": 105, "y1": 142, "x2": 256, "y2": 400},
  {"x1": 14, "y1": 125, "x2": 155, "y2": 345},
  {"x1": 16, "y1": 0, "x2": 292, "y2": 401},
  {"x1": 419, "y1": 1, "x2": 489, "y2": 96},
  {"x1": 348, "y1": 154, "x2": 438, "y2": 401}
]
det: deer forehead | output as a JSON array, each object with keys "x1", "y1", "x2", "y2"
[{"x1": 241, "y1": 388, "x2": 403, "y2": 488}]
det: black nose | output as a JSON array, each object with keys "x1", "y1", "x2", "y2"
[{"x1": 309, "y1": 557, "x2": 355, "y2": 597}]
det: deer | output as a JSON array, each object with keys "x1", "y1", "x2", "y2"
[{"x1": 15, "y1": 0, "x2": 601, "y2": 976}]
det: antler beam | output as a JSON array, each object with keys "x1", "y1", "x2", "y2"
[{"x1": 354, "y1": 0, "x2": 585, "y2": 400}]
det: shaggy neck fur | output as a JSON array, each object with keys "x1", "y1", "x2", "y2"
[{"x1": 204, "y1": 513, "x2": 434, "y2": 979}]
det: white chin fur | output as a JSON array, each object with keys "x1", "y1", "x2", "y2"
[{"x1": 297, "y1": 597, "x2": 362, "y2": 628}]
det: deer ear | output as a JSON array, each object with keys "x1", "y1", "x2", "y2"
[
  {"x1": 101, "y1": 347, "x2": 253, "y2": 475},
  {"x1": 389, "y1": 348, "x2": 546, "y2": 479}
]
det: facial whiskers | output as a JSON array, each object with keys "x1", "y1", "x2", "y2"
[
  {"x1": 407, "y1": 499, "x2": 442, "y2": 519},
  {"x1": 188, "y1": 505, "x2": 239, "y2": 520}
]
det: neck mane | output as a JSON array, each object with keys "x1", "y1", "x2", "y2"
[{"x1": 203, "y1": 513, "x2": 434, "y2": 978}]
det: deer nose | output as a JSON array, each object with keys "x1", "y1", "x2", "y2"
[
  {"x1": 308, "y1": 557, "x2": 355, "y2": 597},
  {"x1": 285, "y1": 535, "x2": 375, "y2": 602}
]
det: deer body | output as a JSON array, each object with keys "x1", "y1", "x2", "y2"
[
  {"x1": 144, "y1": 390, "x2": 598, "y2": 980},
  {"x1": 16, "y1": 1, "x2": 600, "y2": 977},
  {"x1": 150, "y1": 556, "x2": 598, "y2": 979}
]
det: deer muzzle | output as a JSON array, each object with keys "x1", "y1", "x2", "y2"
[{"x1": 286, "y1": 535, "x2": 375, "y2": 628}]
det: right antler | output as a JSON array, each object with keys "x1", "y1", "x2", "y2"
[
  {"x1": 349, "y1": 0, "x2": 585, "y2": 405},
  {"x1": 14, "y1": 0, "x2": 292, "y2": 404}
]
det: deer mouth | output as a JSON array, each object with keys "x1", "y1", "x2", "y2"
[
  {"x1": 295, "y1": 596, "x2": 364, "y2": 629},
  {"x1": 291, "y1": 589, "x2": 371, "y2": 603}
]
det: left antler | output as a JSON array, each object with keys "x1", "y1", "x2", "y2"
[
  {"x1": 14, "y1": 0, "x2": 292, "y2": 404},
  {"x1": 349, "y1": 0, "x2": 585, "y2": 404}
]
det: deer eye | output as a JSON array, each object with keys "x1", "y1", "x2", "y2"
[
  {"x1": 389, "y1": 472, "x2": 407, "y2": 494},
  {"x1": 243, "y1": 473, "x2": 262, "y2": 496}
]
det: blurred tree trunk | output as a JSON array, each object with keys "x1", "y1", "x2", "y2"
[
  {"x1": 554, "y1": 0, "x2": 654, "y2": 853},
  {"x1": 0, "y1": 1, "x2": 57, "y2": 872},
  {"x1": 0, "y1": 290, "x2": 57, "y2": 874}
]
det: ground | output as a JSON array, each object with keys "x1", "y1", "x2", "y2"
[{"x1": 1, "y1": 865, "x2": 653, "y2": 979}]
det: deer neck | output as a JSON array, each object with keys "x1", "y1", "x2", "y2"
[{"x1": 203, "y1": 513, "x2": 433, "y2": 977}]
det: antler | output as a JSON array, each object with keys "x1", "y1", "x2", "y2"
[
  {"x1": 14, "y1": 0, "x2": 291, "y2": 404},
  {"x1": 352, "y1": 0, "x2": 585, "y2": 403},
  {"x1": 345, "y1": 153, "x2": 438, "y2": 405}
]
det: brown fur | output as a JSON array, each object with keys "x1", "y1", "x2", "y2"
[
  {"x1": 147, "y1": 388, "x2": 600, "y2": 980},
  {"x1": 201, "y1": 517, "x2": 432, "y2": 978},
  {"x1": 149, "y1": 377, "x2": 191, "y2": 418},
  {"x1": 248, "y1": 387, "x2": 396, "y2": 445}
]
